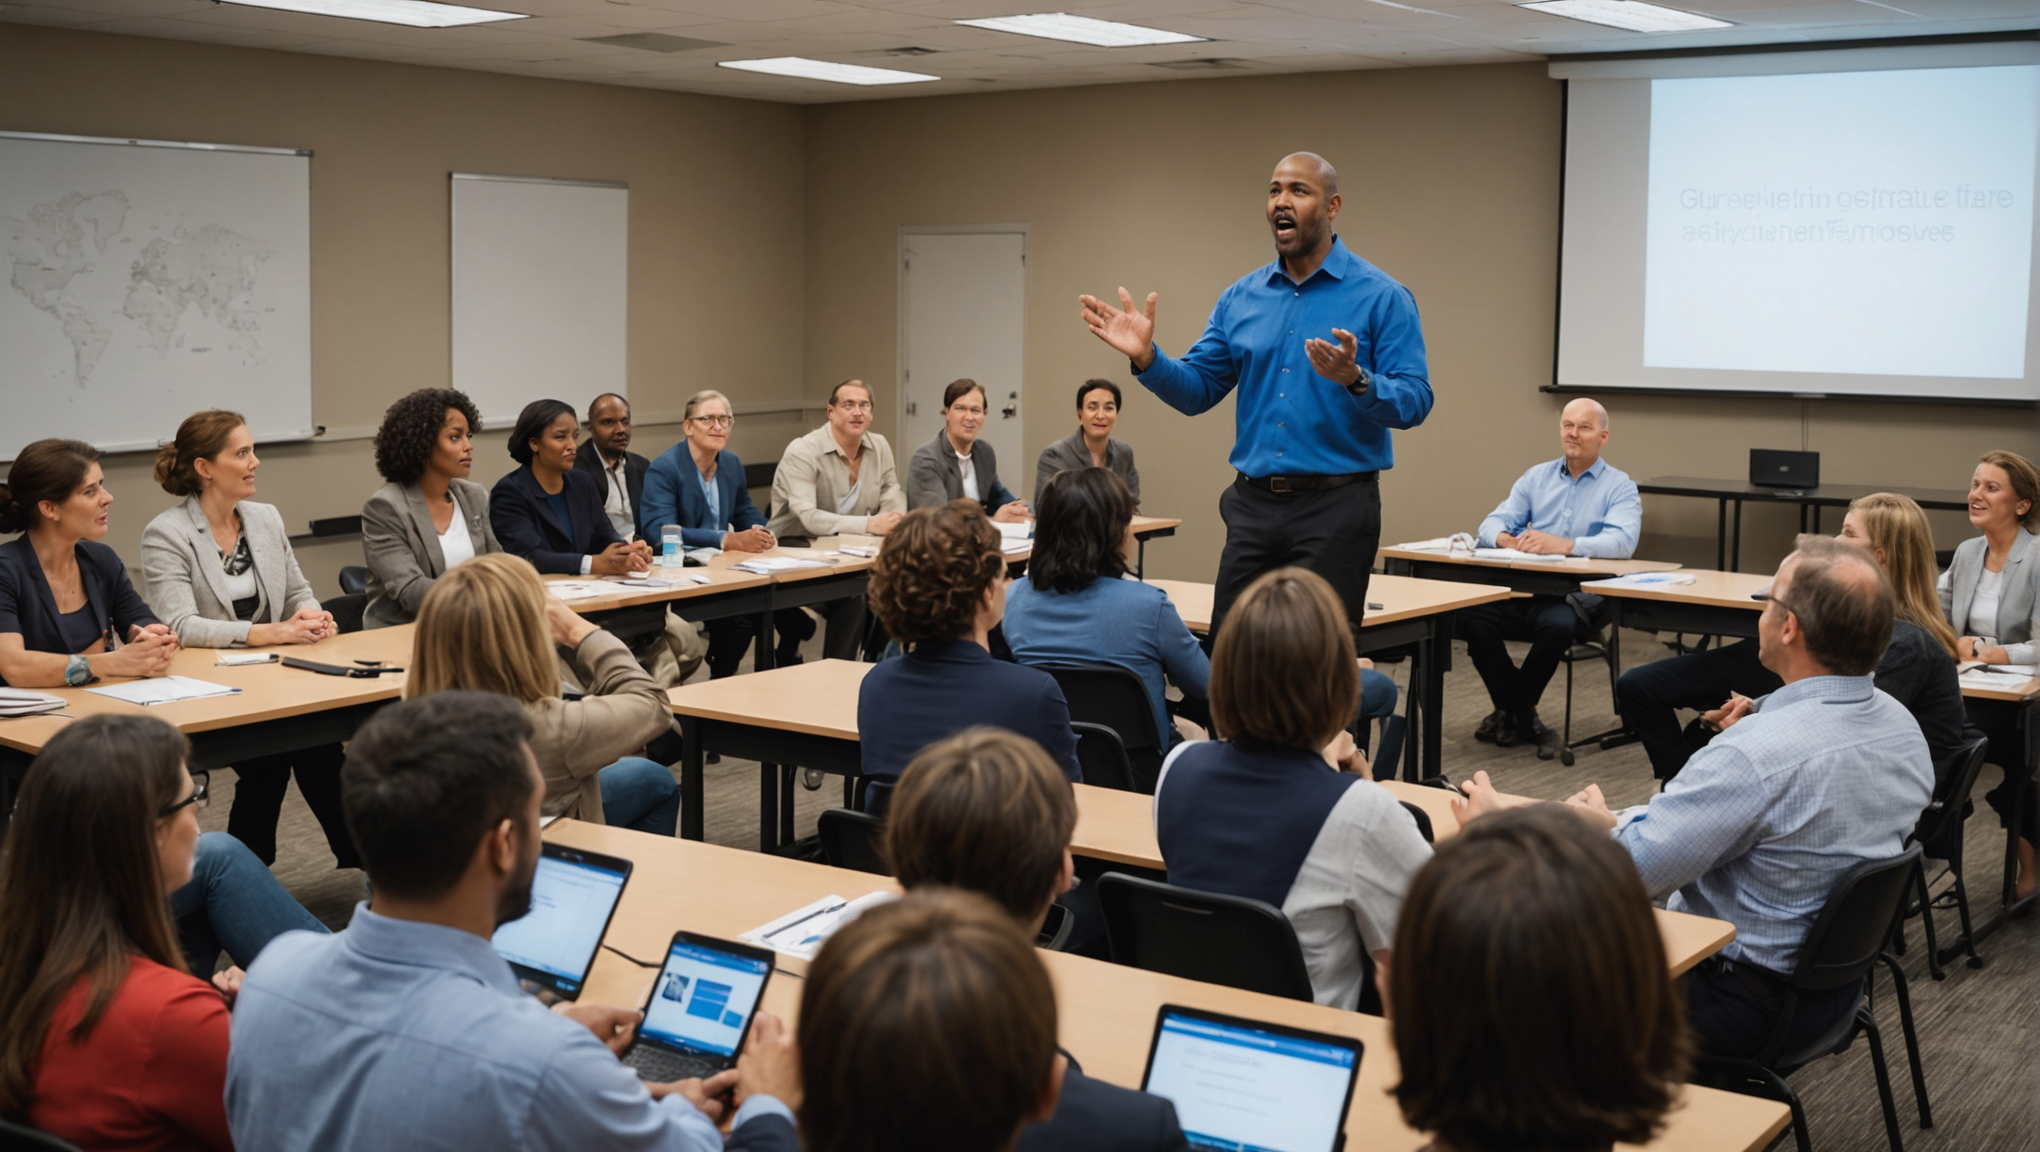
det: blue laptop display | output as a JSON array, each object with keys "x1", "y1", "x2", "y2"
[
  {"x1": 1140, "y1": 1005, "x2": 1363, "y2": 1152},
  {"x1": 490, "y1": 843, "x2": 631, "y2": 1001}
]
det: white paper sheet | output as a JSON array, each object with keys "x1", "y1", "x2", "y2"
[
  {"x1": 546, "y1": 581, "x2": 616, "y2": 600},
  {"x1": 740, "y1": 891, "x2": 896, "y2": 960},
  {"x1": 215, "y1": 651, "x2": 281, "y2": 666},
  {"x1": 87, "y1": 676, "x2": 241, "y2": 706},
  {"x1": 1473, "y1": 547, "x2": 1567, "y2": 563}
]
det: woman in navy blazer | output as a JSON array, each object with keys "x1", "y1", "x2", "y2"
[
  {"x1": 640, "y1": 391, "x2": 812, "y2": 676},
  {"x1": 489, "y1": 399, "x2": 655, "y2": 577},
  {"x1": 0, "y1": 439, "x2": 179, "y2": 688}
]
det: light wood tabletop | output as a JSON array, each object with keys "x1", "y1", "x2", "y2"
[
  {"x1": 1069, "y1": 781, "x2": 1733, "y2": 978},
  {"x1": 665, "y1": 658, "x2": 868, "y2": 738},
  {"x1": 545, "y1": 568, "x2": 772, "y2": 613},
  {"x1": 705, "y1": 537, "x2": 878, "y2": 585},
  {"x1": 0, "y1": 624, "x2": 416, "y2": 755},
  {"x1": 1582, "y1": 569, "x2": 1773, "y2": 609},
  {"x1": 545, "y1": 819, "x2": 1784, "y2": 1152},
  {"x1": 1130, "y1": 515, "x2": 1181, "y2": 537},
  {"x1": 1382, "y1": 546, "x2": 1683, "y2": 577},
  {"x1": 1145, "y1": 573, "x2": 1512, "y2": 634}
]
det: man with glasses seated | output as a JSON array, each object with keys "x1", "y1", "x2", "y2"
[{"x1": 766, "y1": 379, "x2": 908, "y2": 661}]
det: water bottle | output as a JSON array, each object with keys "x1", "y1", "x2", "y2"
[{"x1": 661, "y1": 525, "x2": 682, "y2": 570}]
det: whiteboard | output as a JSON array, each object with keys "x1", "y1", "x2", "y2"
[
  {"x1": 451, "y1": 173, "x2": 628, "y2": 430},
  {"x1": 0, "y1": 131, "x2": 314, "y2": 457}
]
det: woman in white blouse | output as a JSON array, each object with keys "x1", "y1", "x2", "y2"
[
  {"x1": 360, "y1": 388, "x2": 502, "y2": 629},
  {"x1": 1939, "y1": 449, "x2": 2040, "y2": 909},
  {"x1": 139, "y1": 410, "x2": 354, "y2": 871}
]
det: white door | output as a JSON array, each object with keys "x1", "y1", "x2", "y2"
[{"x1": 900, "y1": 229, "x2": 1027, "y2": 488}]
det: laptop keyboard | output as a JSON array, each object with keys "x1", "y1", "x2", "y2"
[{"x1": 626, "y1": 1045, "x2": 725, "y2": 1084}]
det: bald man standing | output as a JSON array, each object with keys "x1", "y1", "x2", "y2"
[
  {"x1": 1461, "y1": 397, "x2": 1640, "y2": 757},
  {"x1": 1081, "y1": 152, "x2": 1432, "y2": 640}
]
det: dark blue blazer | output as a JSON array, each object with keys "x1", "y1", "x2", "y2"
[
  {"x1": 857, "y1": 639, "x2": 1083, "y2": 783},
  {"x1": 1019, "y1": 1055, "x2": 1190, "y2": 1152},
  {"x1": 640, "y1": 446, "x2": 765, "y2": 548},
  {"x1": 489, "y1": 466, "x2": 627, "y2": 575},
  {"x1": 726, "y1": 1113, "x2": 799, "y2": 1152},
  {"x1": 0, "y1": 535, "x2": 162, "y2": 673}
]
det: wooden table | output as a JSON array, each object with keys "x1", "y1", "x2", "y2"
[
  {"x1": 1127, "y1": 515, "x2": 1180, "y2": 579},
  {"x1": 1147, "y1": 574, "x2": 1512, "y2": 781},
  {"x1": 545, "y1": 819, "x2": 1787, "y2": 1152},
  {"x1": 0, "y1": 625, "x2": 416, "y2": 809},
  {"x1": 1068, "y1": 782, "x2": 1735, "y2": 977},
  {"x1": 666, "y1": 659, "x2": 868, "y2": 845},
  {"x1": 1381, "y1": 545, "x2": 1682, "y2": 597}
]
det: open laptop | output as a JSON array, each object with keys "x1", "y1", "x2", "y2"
[
  {"x1": 1140, "y1": 1004, "x2": 1364, "y2": 1152},
  {"x1": 622, "y1": 932, "x2": 775, "y2": 1084},
  {"x1": 491, "y1": 842, "x2": 632, "y2": 1002}
]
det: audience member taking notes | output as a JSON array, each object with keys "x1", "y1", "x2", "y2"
[
  {"x1": 1155, "y1": 567, "x2": 1431, "y2": 1011},
  {"x1": 909, "y1": 377, "x2": 1032, "y2": 523},
  {"x1": 361, "y1": 387, "x2": 503, "y2": 629},
  {"x1": 491, "y1": 398, "x2": 655, "y2": 577},
  {"x1": 859, "y1": 501, "x2": 1082, "y2": 784},
  {"x1": 1461, "y1": 397, "x2": 1639, "y2": 758},
  {"x1": 1035, "y1": 379, "x2": 1141, "y2": 507},
  {"x1": 576, "y1": 391, "x2": 648, "y2": 543},
  {"x1": 141, "y1": 409, "x2": 356, "y2": 871},
  {"x1": 225, "y1": 693, "x2": 796, "y2": 1151}
]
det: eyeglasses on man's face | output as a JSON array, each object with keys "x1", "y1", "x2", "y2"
[
  {"x1": 689, "y1": 414, "x2": 735, "y2": 430},
  {"x1": 159, "y1": 769, "x2": 210, "y2": 817}
]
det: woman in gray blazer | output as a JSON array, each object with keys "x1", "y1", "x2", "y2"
[
  {"x1": 360, "y1": 388, "x2": 501, "y2": 629},
  {"x1": 1937, "y1": 449, "x2": 2040, "y2": 909},
  {"x1": 139, "y1": 410, "x2": 355, "y2": 870},
  {"x1": 906, "y1": 378, "x2": 1032, "y2": 522},
  {"x1": 1034, "y1": 378, "x2": 1141, "y2": 507}
]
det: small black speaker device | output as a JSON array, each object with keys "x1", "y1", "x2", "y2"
[{"x1": 1750, "y1": 449, "x2": 1819, "y2": 489}]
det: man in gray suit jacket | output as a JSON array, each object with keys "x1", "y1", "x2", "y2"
[{"x1": 906, "y1": 378, "x2": 1033, "y2": 522}]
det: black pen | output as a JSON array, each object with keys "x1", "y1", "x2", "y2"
[{"x1": 765, "y1": 900, "x2": 848, "y2": 941}]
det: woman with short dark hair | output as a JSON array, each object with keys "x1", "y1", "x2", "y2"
[
  {"x1": 858, "y1": 502, "x2": 1081, "y2": 783},
  {"x1": 1034, "y1": 379, "x2": 1141, "y2": 506},
  {"x1": 1391, "y1": 804, "x2": 1689, "y2": 1152},
  {"x1": 489, "y1": 399, "x2": 653, "y2": 576},
  {"x1": 1154, "y1": 566, "x2": 1431, "y2": 1011},
  {"x1": 360, "y1": 388, "x2": 502, "y2": 629}
]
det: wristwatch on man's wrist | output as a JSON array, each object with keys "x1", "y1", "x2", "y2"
[
  {"x1": 65, "y1": 653, "x2": 93, "y2": 686},
  {"x1": 1345, "y1": 366, "x2": 1372, "y2": 396}
]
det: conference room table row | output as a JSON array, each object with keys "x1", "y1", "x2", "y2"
[{"x1": 544, "y1": 817, "x2": 1787, "y2": 1152}]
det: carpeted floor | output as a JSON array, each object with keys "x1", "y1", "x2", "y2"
[{"x1": 206, "y1": 626, "x2": 2040, "y2": 1152}]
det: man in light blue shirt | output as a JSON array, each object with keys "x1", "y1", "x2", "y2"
[
  {"x1": 1460, "y1": 398, "x2": 1640, "y2": 757},
  {"x1": 1080, "y1": 152, "x2": 1431, "y2": 640},
  {"x1": 1460, "y1": 537, "x2": 1933, "y2": 1059},
  {"x1": 226, "y1": 692, "x2": 798, "y2": 1152}
]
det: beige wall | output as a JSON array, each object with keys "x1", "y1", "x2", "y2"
[
  {"x1": 0, "y1": 24, "x2": 809, "y2": 597},
  {"x1": 804, "y1": 64, "x2": 2037, "y2": 581}
]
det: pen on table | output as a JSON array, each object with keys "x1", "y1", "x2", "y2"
[{"x1": 766, "y1": 900, "x2": 847, "y2": 941}]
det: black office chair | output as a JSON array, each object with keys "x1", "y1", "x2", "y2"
[
  {"x1": 326, "y1": 592, "x2": 367, "y2": 635},
  {"x1": 855, "y1": 777, "x2": 896, "y2": 818},
  {"x1": 1071, "y1": 722, "x2": 1137, "y2": 792},
  {"x1": 1696, "y1": 845, "x2": 1926, "y2": 1152},
  {"x1": 338, "y1": 565, "x2": 369, "y2": 595},
  {"x1": 0, "y1": 1116, "x2": 84, "y2": 1151},
  {"x1": 1094, "y1": 873, "x2": 1313, "y2": 1002},
  {"x1": 1040, "y1": 663, "x2": 1168, "y2": 793},
  {"x1": 1895, "y1": 735, "x2": 1990, "y2": 979},
  {"x1": 1397, "y1": 800, "x2": 1434, "y2": 844},
  {"x1": 817, "y1": 808, "x2": 889, "y2": 876}
]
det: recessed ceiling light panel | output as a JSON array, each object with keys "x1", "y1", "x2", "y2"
[
  {"x1": 1517, "y1": 0, "x2": 1732, "y2": 33},
  {"x1": 717, "y1": 57, "x2": 941, "y2": 86},
  {"x1": 219, "y1": 0, "x2": 528, "y2": 27},
  {"x1": 955, "y1": 12, "x2": 1206, "y2": 48}
]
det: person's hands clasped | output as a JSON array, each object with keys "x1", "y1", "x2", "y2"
[
  {"x1": 1304, "y1": 327, "x2": 1363, "y2": 387},
  {"x1": 1511, "y1": 529, "x2": 1574, "y2": 556},
  {"x1": 1079, "y1": 288, "x2": 1158, "y2": 371},
  {"x1": 1701, "y1": 692, "x2": 1754, "y2": 733},
  {"x1": 103, "y1": 628, "x2": 178, "y2": 678},
  {"x1": 991, "y1": 501, "x2": 1033, "y2": 524},
  {"x1": 723, "y1": 526, "x2": 775, "y2": 553},
  {"x1": 543, "y1": 592, "x2": 600, "y2": 649},
  {"x1": 1562, "y1": 783, "x2": 1618, "y2": 832},
  {"x1": 592, "y1": 541, "x2": 651, "y2": 576},
  {"x1": 262, "y1": 606, "x2": 336, "y2": 645},
  {"x1": 553, "y1": 1002, "x2": 641, "y2": 1055}
]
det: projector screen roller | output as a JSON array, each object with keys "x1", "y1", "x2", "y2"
[{"x1": 1555, "y1": 44, "x2": 2040, "y2": 403}]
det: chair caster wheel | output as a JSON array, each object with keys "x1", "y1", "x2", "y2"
[
  {"x1": 1967, "y1": 958, "x2": 1985, "y2": 970},
  {"x1": 1559, "y1": 748, "x2": 1575, "y2": 767}
]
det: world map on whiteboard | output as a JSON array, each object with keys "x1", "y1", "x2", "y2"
[{"x1": 0, "y1": 188, "x2": 279, "y2": 388}]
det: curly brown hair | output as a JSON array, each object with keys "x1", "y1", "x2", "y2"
[
  {"x1": 867, "y1": 501, "x2": 1004, "y2": 649},
  {"x1": 373, "y1": 389, "x2": 483, "y2": 485}
]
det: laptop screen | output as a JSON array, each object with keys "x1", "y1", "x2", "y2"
[
  {"x1": 640, "y1": 938, "x2": 772, "y2": 1058},
  {"x1": 491, "y1": 845, "x2": 630, "y2": 996},
  {"x1": 1141, "y1": 1007, "x2": 1362, "y2": 1152}
]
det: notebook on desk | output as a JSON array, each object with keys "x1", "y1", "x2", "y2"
[{"x1": 1140, "y1": 1004, "x2": 1363, "y2": 1152}]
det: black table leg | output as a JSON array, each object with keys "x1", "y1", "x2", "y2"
[
  {"x1": 753, "y1": 607, "x2": 775, "y2": 672},
  {"x1": 780, "y1": 764, "x2": 797, "y2": 847},
  {"x1": 1716, "y1": 499, "x2": 1728, "y2": 572},
  {"x1": 1136, "y1": 538, "x2": 1147, "y2": 580},
  {"x1": 1419, "y1": 612, "x2": 1449, "y2": 782},
  {"x1": 760, "y1": 761, "x2": 780, "y2": 852},
  {"x1": 680, "y1": 716, "x2": 705, "y2": 841},
  {"x1": 1731, "y1": 500, "x2": 1744, "y2": 572}
]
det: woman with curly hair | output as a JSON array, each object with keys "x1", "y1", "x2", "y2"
[
  {"x1": 857, "y1": 500, "x2": 1081, "y2": 786},
  {"x1": 360, "y1": 388, "x2": 502, "y2": 629}
]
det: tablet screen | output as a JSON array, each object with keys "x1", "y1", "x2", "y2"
[
  {"x1": 1142, "y1": 1008, "x2": 1361, "y2": 1152},
  {"x1": 491, "y1": 847, "x2": 629, "y2": 993},
  {"x1": 640, "y1": 939, "x2": 771, "y2": 1058}
]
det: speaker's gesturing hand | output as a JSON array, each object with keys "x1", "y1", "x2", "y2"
[
  {"x1": 1305, "y1": 327, "x2": 1362, "y2": 387},
  {"x1": 1079, "y1": 288, "x2": 1158, "y2": 370}
]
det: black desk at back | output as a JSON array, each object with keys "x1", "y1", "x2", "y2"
[{"x1": 1637, "y1": 476, "x2": 1969, "y2": 572}]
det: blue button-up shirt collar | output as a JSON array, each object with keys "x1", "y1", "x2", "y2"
[{"x1": 1476, "y1": 454, "x2": 1641, "y2": 559}]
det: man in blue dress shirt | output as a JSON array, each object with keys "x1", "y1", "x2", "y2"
[
  {"x1": 1080, "y1": 152, "x2": 1432, "y2": 639},
  {"x1": 1463, "y1": 397, "x2": 1640, "y2": 757}
]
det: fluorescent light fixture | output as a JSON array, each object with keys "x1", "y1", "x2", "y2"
[
  {"x1": 956, "y1": 12, "x2": 1205, "y2": 47},
  {"x1": 219, "y1": 0, "x2": 526, "y2": 26},
  {"x1": 717, "y1": 57, "x2": 941, "y2": 85},
  {"x1": 1517, "y1": 0, "x2": 1731, "y2": 32}
]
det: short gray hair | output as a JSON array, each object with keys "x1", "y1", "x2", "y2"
[
  {"x1": 1781, "y1": 535, "x2": 1894, "y2": 676},
  {"x1": 683, "y1": 390, "x2": 731, "y2": 422}
]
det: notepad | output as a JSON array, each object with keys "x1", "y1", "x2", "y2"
[
  {"x1": 740, "y1": 891, "x2": 895, "y2": 960},
  {"x1": 1473, "y1": 547, "x2": 1567, "y2": 563},
  {"x1": 1960, "y1": 669, "x2": 2040, "y2": 691},
  {"x1": 732, "y1": 557, "x2": 836, "y2": 574},
  {"x1": 546, "y1": 581, "x2": 617, "y2": 600},
  {"x1": 1613, "y1": 572, "x2": 1696, "y2": 586},
  {"x1": 1000, "y1": 538, "x2": 1032, "y2": 554},
  {"x1": 87, "y1": 676, "x2": 241, "y2": 706},
  {"x1": 0, "y1": 688, "x2": 67, "y2": 717},
  {"x1": 608, "y1": 576, "x2": 674, "y2": 588},
  {"x1": 215, "y1": 651, "x2": 281, "y2": 666},
  {"x1": 994, "y1": 520, "x2": 1032, "y2": 540}
]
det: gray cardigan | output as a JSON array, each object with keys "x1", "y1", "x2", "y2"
[
  {"x1": 361, "y1": 479, "x2": 502, "y2": 629},
  {"x1": 1938, "y1": 528, "x2": 2040, "y2": 665},
  {"x1": 140, "y1": 498, "x2": 319, "y2": 648},
  {"x1": 1034, "y1": 429, "x2": 1141, "y2": 507}
]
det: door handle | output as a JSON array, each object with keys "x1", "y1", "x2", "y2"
[{"x1": 1002, "y1": 391, "x2": 1017, "y2": 420}]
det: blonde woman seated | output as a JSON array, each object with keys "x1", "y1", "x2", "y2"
[{"x1": 407, "y1": 553, "x2": 680, "y2": 834}]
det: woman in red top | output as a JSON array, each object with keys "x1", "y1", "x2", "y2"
[{"x1": 0, "y1": 715, "x2": 234, "y2": 1150}]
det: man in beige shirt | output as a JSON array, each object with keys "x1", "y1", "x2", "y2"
[{"x1": 768, "y1": 379, "x2": 907, "y2": 660}]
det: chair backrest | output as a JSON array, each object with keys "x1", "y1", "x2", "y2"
[
  {"x1": 1911, "y1": 735, "x2": 1990, "y2": 849},
  {"x1": 1788, "y1": 844, "x2": 1925, "y2": 993},
  {"x1": 857, "y1": 778, "x2": 896, "y2": 818},
  {"x1": 817, "y1": 809, "x2": 890, "y2": 876},
  {"x1": 1071, "y1": 722, "x2": 1136, "y2": 792},
  {"x1": 1038, "y1": 663, "x2": 1166, "y2": 792},
  {"x1": 0, "y1": 1115, "x2": 85, "y2": 1151},
  {"x1": 326, "y1": 592, "x2": 367, "y2": 635},
  {"x1": 1095, "y1": 873, "x2": 1315, "y2": 1002},
  {"x1": 338, "y1": 564, "x2": 369, "y2": 595}
]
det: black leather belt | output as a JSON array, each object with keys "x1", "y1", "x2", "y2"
[
  {"x1": 1237, "y1": 471, "x2": 1377, "y2": 495},
  {"x1": 1729, "y1": 961, "x2": 1785, "y2": 999}
]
